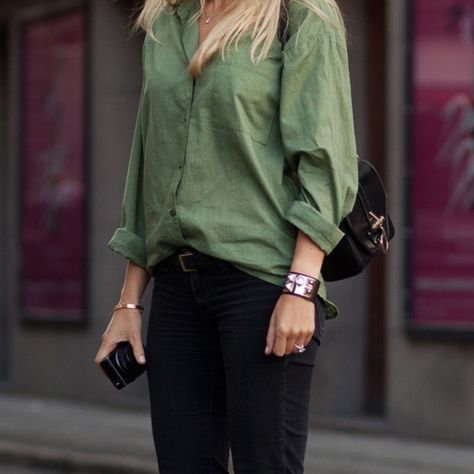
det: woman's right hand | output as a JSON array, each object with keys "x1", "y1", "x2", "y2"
[
  {"x1": 94, "y1": 308, "x2": 146, "y2": 365},
  {"x1": 95, "y1": 260, "x2": 151, "y2": 366}
]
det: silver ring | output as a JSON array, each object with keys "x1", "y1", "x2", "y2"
[{"x1": 293, "y1": 344, "x2": 306, "y2": 353}]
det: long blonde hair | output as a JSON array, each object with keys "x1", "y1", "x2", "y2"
[{"x1": 135, "y1": 0, "x2": 345, "y2": 77}]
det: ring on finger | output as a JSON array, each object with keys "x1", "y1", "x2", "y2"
[{"x1": 293, "y1": 343, "x2": 306, "y2": 353}]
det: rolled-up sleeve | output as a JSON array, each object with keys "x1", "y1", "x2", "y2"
[
  {"x1": 107, "y1": 85, "x2": 147, "y2": 270},
  {"x1": 280, "y1": 22, "x2": 358, "y2": 255}
]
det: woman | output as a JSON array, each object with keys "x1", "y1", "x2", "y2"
[{"x1": 95, "y1": 0, "x2": 358, "y2": 472}]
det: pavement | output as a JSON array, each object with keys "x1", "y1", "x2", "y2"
[{"x1": 0, "y1": 394, "x2": 473, "y2": 474}]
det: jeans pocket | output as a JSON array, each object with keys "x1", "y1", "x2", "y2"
[{"x1": 312, "y1": 296, "x2": 326, "y2": 345}]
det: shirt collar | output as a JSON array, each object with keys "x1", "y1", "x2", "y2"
[{"x1": 176, "y1": 0, "x2": 197, "y2": 23}]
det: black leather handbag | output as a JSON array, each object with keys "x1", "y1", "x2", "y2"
[{"x1": 320, "y1": 159, "x2": 395, "y2": 281}]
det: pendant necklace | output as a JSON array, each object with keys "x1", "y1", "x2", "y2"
[
  {"x1": 204, "y1": 15, "x2": 212, "y2": 24},
  {"x1": 203, "y1": 2, "x2": 213, "y2": 24}
]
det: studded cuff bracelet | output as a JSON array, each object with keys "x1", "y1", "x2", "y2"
[{"x1": 282, "y1": 272, "x2": 320, "y2": 303}]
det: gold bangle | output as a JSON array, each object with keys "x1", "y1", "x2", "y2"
[{"x1": 114, "y1": 303, "x2": 144, "y2": 312}]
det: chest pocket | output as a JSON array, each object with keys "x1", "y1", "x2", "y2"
[{"x1": 207, "y1": 53, "x2": 281, "y2": 146}]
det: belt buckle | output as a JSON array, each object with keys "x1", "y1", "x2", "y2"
[{"x1": 178, "y1": 251, "x2": 196, "y2": 272}]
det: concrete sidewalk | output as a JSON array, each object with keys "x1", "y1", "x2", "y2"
[{"x1": 0, "y1": 394, "x2": 473, "y2": 474}]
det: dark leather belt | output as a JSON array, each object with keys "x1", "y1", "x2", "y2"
[{"x1": 155, "y1": 248, "x2": 226, "y2": 274}]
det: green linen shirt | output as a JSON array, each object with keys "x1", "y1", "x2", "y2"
[{"x1": 108, "y1": 0, "x2": 358, "y2": 319}]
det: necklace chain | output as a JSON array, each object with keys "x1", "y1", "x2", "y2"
[{"x1": 203, "y1": 1, "x2": 214, "y2": 24}]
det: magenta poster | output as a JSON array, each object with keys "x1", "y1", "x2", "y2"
[
  {"x1": 411, "y1": 0, "x2": 474, "y2": 329},
  {"x1": 21, "y1": 10, "x2": 86, "y2": 321}
]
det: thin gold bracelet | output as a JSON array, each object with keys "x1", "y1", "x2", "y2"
[{"x1": 113, "y1": 303, "x2": 144, "y2": 313}]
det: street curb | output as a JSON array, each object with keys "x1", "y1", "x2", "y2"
[
  {"x1": 0, "y1": 440, "x2": 157, "y2": 473},
  {"x1": 310, "y1": 415, "x2": 391, "y2": 436}
]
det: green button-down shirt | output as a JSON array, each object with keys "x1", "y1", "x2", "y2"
[{"x1": 108, "y1": 0, "x2": 358, "y2": 318}]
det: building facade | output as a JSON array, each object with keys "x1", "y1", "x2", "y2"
[{"x1": 0, "y1": 0, "x2": 472, "y2": 444}]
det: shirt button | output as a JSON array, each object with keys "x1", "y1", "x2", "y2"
[
  {"x1": 178, "y1": 164, "x2": 183, "y2": 170},
  {"x1": 169, "y1": 208, "x2": 177, "y2": 217}
]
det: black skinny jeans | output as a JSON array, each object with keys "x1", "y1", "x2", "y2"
[{"x1": 146, "y1": 251, "x2": 326, "y2": 474}]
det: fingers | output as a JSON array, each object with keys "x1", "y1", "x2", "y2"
[
  {"x1": 303, "y1": 314, "x2": 317, "y2": 346},
  {"x1": 302, "y1": 305, "x2": 318, "y2": 347},
  {"x1": 130, "y1": 336, "x2": 146, "y2": 364},
  {"x1": 94, "y1": 336, "x2": 119, "y2": 365},
  {"x1": 273, "y1": 331, "x2": 288, "y2": 357},
  {"x1": 265, "y1": 313, "x2": 276, "y2": 355},
  {"x1": 94, "y1": 335, "x2": 146, "y2": 366},
  {"x1": 294, "y1": 336, "x2": 310, "y2": 353},
  {"x1": 266, "y1": 302, "x2": 316, "y2": 357},
  {"x1": 94, "y1": 309, "x2": 144, "y2": 366},
  {"x1": 285, "y1": 336, "x2": 297, "y2": 355}
]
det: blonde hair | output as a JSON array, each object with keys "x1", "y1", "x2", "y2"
[{"x1": 135, "y1": 0, "x2": 345, "y2": 77}]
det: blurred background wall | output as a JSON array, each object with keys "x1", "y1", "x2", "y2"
[{"x1": 0, "y1": 0, "x2": 472, "y2": 445}]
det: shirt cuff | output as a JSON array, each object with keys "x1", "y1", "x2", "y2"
[
  {"x1": 285, "y1": 200, "x2": 345, "y2": 255},
  {"x1": 107, "y1": 227, "x2": 147, "y2": 270}
]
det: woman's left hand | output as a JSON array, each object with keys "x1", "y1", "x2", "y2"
[{"x1": 265, "y1": 294, "x2": 317, "y2": 357}]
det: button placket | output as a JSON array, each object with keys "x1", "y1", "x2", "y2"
[{"x1": 169, "y1": 75, "x2": 196, "y2": 238}]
